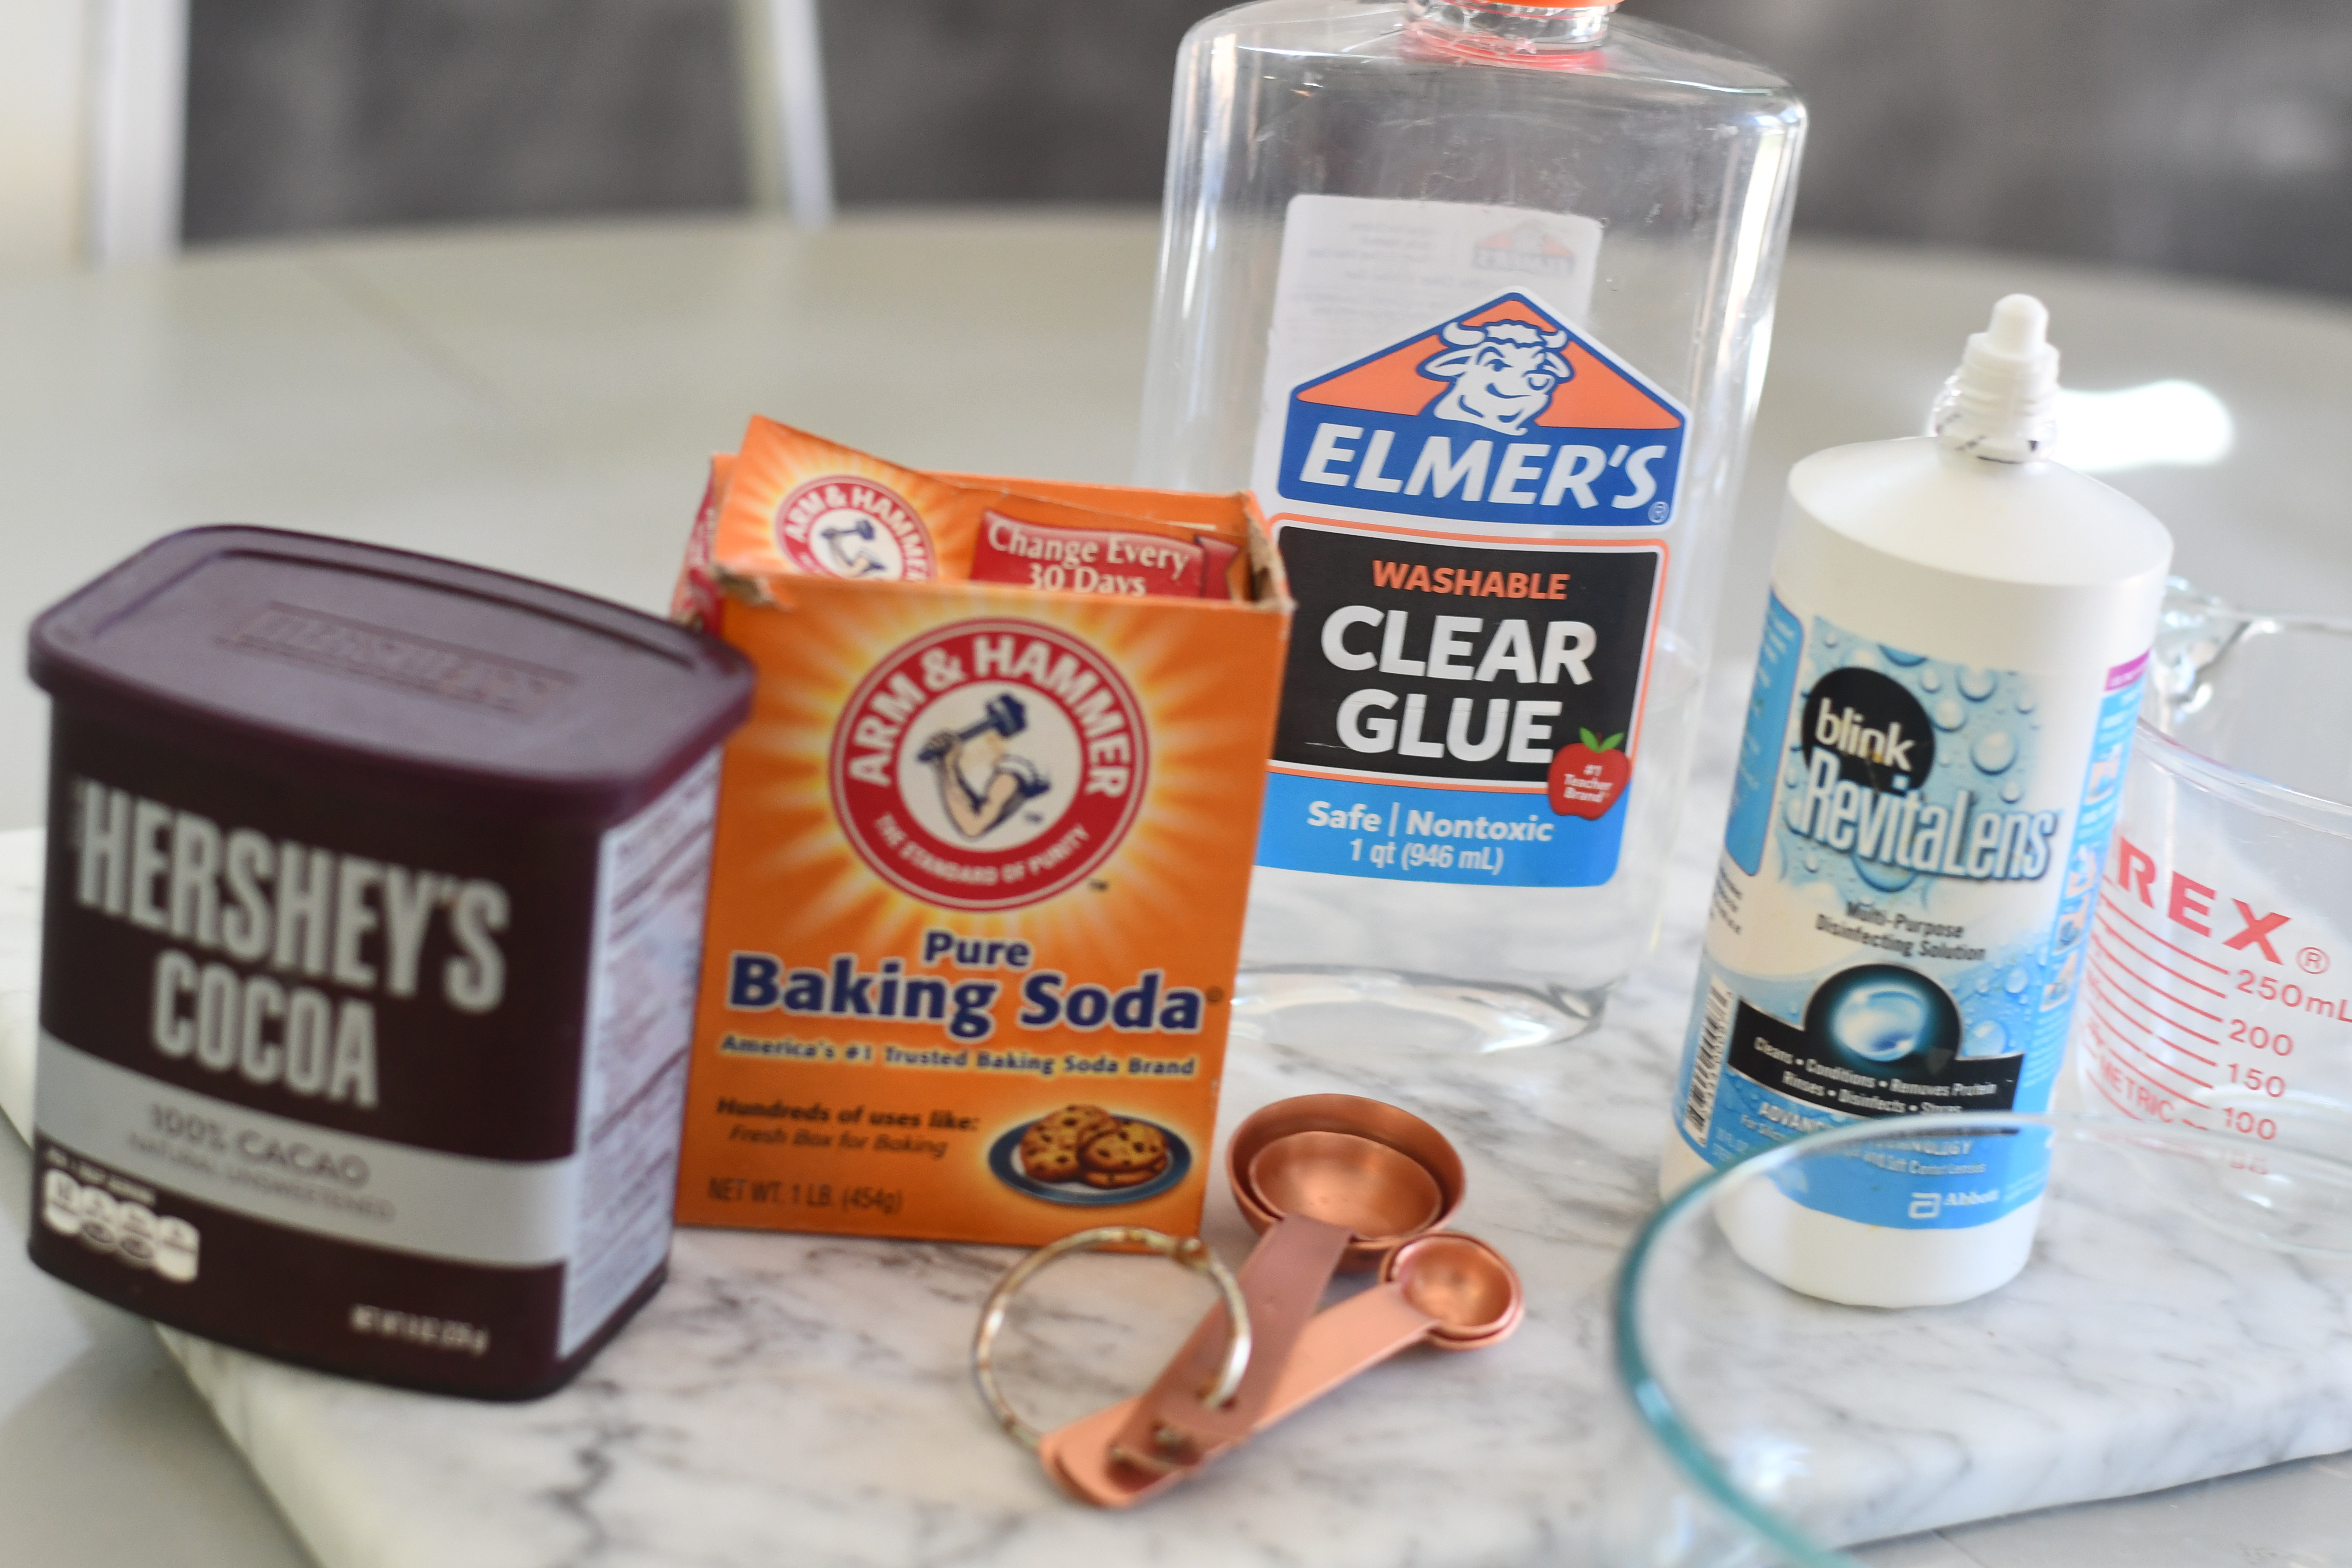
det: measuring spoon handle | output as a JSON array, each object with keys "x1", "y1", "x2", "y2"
[
  {"x1": 1259, "y1": 1281, "x2": 1436, "y2": 1416},
  {"x1": 1040, "y1": 1285, "x2": 1439, "y2": 1508},
  {"x1": 1105, "y1": 1212, "x2": 1352, "y2": 1472}
]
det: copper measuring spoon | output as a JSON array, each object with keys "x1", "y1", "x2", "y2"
[
  {"x1": 1042, "y1": 1229, "x2": 1524, "y2": 1507},
  {"x1": 1227, "y1": 1094, "x2": 1467, "y2": 1265},
  {"x1": 973, "y1": 1095, "x2": 1507, "y2": 1504},
  {"x1": 1096, "y1": 1095, "x2": 1473, "y2": 1479}
]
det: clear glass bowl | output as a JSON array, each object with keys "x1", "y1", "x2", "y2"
[{"x1": 1604, "y1": 1111, "x2": 2352, "y2": 1566}]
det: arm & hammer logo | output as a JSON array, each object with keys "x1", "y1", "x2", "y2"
[{"x1": 830, "y1": 620, "x2": 1149, "y2": 911}]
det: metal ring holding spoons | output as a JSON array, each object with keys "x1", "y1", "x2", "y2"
[
  {"x1": 1042, "y1": 1229, "x2": 1529, "y2": 1508},
  {"x1": 1089, "y1": 1095, "x2": 1473, "y2": 1476},
  {"x1": 972, "y1": 1225, "x2": 1254, "y2": 1451}
]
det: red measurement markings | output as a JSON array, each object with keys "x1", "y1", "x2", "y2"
[
  {"x1": 2084, "y1": 1013, "x2": 2212, "y2": 1110},
  {"x1": 2085, "y1": 968, "x2": 2220, "y2": 1058},
  {"x1": 2084, "y1": 998, "x2": 2215, "y2": 1096},
  {"x1": 2089, "y1": 937, "x2": 2227, "y2": 1050},
  {"x1": 2085, "y1": 1042, "x2": 2209, "y2": 1129},
  {"x1": 2098, "y1": 912, "x2": 2220, "y2": 1011},
  {"x1": 2085, "y1": 1000, "x2": 2219, "y2": 1097},
  {"x1": 2099, "y1": 899, "x2": 2230, "y2": 978}
]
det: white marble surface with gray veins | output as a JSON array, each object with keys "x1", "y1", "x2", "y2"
[
  {"x1": 150, "y1": 863, "x2": 1702, "y2": 1568},
  {"x1": 2, "y1": 664, "x2": 2349, "y2": 1568}
]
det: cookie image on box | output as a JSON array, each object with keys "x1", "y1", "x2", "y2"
[
  {"x1": 989, "y1": 1108, "x2": 1190, "y2": 1206},
  {"x1": 1032, "y1": 1104, "x2": 1118, "y2": 1148},
  {"x1": 1016, "y1": 1104, "x2": 1113, "y2": 1183},
  {"x1": 1080, "y1": 1122, "x2": 1170, "y2": 1188}
]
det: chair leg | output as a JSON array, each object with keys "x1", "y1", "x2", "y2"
[
  {"x1": 736, "y1": 0, "x2": 835, "y2": 230},
  {"x1": 84, "y1": 0, "x2": 188, "y2": 265}
]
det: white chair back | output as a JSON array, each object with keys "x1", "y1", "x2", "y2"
[
  {"x1": 0, "y1": 0, "x2": 185, "y2": 270},
  {"x1": 2, "y1": 0, "x2": 831, "y2": 268}
]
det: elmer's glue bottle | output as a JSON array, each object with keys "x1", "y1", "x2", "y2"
[
  {"x1": 1136, "y1": 0, "x2": 1805, "y2": 1048},
  {"x1": 1663, "y1": 296, "x2": 2172, "y2": 1306}
]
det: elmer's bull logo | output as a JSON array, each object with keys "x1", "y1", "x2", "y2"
[
  {"x1": 1276, "y1": 292, "x2": 1686, "y2": 529},
  {"x1": 831, "y1": 620, "x2": 1148, "y2": 910},
  {"x1": 776, "y1": 475, "x2": 936, "y2": 581}
]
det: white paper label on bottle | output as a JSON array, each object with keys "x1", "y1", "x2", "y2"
[{"x1": 1253, "y1": 194, "x2": 1603, "y2": 428}]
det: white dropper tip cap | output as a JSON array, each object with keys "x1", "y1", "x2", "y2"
[
  {"x1": 1931, "y1": 293, "x2": 2062, "y2": 464},
  {"x1": 1982, "y1": 292, "x2": 2048, "y2": 357}
]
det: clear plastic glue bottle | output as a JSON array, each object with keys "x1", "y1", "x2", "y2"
[
  {"x1": 1663, "y1": 296, "x2": 2173, "y2": 1306},
  {"x1": 1136, "y1": 1, "x2": 1805, "y2": 1050}
]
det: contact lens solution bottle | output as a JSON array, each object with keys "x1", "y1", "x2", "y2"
[
  {"x1": 1137, "y1": 1, "x2": 1805, "y2": 1049},
  {"x1": 1663, "y1": 297, "x2": 2173, "y2": 1305}
]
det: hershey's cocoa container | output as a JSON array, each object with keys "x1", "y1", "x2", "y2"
[{"x1": 26, "y1": 527, "x2": 752, "y2": 1398}]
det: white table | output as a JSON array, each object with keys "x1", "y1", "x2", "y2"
[{"x1": 3, "y1": 214, "x2": 2350, "y2": 1568}]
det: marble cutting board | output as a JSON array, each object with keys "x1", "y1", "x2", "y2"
[{"x1": 3, "y1": 673, "x2": 2350, "y2": 1568}]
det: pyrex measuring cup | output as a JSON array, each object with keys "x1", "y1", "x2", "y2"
[{"x1": 2072, "y1": 585, "x2": 2352, "y2": 1154}]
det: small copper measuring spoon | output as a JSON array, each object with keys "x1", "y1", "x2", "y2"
[
  {"x1": 1098, "y1": 1095, "x2": 1470, "y2": 1477},
  {"x1": 1042, "y1": 1229, "x2": 1524, "y2": 1507}
]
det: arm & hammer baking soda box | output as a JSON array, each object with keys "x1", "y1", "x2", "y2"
[{"x1": 671, "y1": 419, "x2": 1290, "y2": 1245}]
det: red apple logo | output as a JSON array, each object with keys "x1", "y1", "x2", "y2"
[{"x1": 1549, "y1": 729, "x2": 1629, "y2": 819}]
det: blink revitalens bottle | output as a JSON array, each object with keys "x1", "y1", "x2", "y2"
[
  {"x1": 1137, "y1": 0, "x2": 1805, "y2": 1048},
  {"x1": 1663, "y1": 297, "x2": 2173, "y2": 1306}
]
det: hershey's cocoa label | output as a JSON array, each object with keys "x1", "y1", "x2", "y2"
[
  {"x1": 41, "y1": 712, "x2": 584, "y2": 1159},
  {"x1": 30, "y1": 711, "x2": 716, "y2": 1394}
]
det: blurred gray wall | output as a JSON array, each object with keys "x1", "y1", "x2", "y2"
[
  {"x1": 181, "y1": 0, "x2": 2352, "y2": 300},
  {"x1": 180, "y1": 0, "x2": 1221, "y2": 240},
  {"x1": 1644, "y1": 0, "x2": 2352, "y2": 300},
  {"x1": 816, "y1": 0, "x2": 1228, "y2": 203},
  {"x1": 182, "y1": 0, "x2": 748, "y2": 241}
]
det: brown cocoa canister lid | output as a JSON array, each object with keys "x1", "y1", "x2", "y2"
[{"x1": 29, "y1": 526, "x2": 753, "y2": 825}]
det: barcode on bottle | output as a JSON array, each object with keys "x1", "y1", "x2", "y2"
[{"x1": 1683, "y1": 978, "x2": 1736, "y2": 1145}]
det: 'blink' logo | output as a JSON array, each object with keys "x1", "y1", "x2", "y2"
[
  {"x1": 1275, "y1": 291, "x2": 1687, "y2": 529},
  {"x1": 1789, "y1": 667, "x2": 2055, "y2": 883},
  {"x1": 1802, "y1": 670, "x2": 1933, "y2": 795},
  {"x1": 1815, "y1": 703, "x2": 1916, "y2": 773}
]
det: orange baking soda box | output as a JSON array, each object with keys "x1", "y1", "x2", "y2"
[
  {"x1": 672, "y1": 419, "x2": 1289, "y2": 1244},
  {"x1": 701, "y1": 419, "x2": 1253, "y2": 598},
  {"x1": 668, "y1": 452, "x2": 734, "y2": 627}
]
